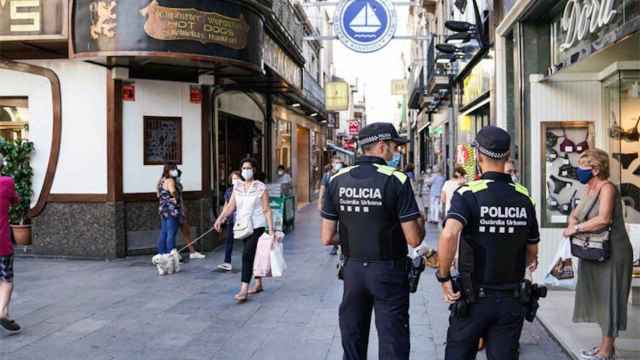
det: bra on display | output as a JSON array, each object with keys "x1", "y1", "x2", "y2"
[
  {"x1": 559, "y1": 158, "x2": 578, "y2": 180},
  {"x1": 547, "y1": 148, "x2": 559, "y2": 162},
  {"x1": 621, "y1": 183, "x2": 640, "y2": 212},
  {"x1": 546, "y1": 131, "x2": 559, "y2": 148},
  {"x1": 575, "y1": 132, "x2": 589, "y2": 153},
  {"x1": 609, "y1": 115, "x2": 640, "y2": 142},
  {"x1": 559, "y1": 129, "x2": 576, "y2": 153}
]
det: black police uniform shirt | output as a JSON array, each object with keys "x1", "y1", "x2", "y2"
[
  {"x1": 321, "y1": 156, "x2": 421, "y2": 260},
  {"x1": 445, "y1": 172, "x2": 540, "y2": 286}
]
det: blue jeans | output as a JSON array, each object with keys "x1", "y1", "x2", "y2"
[
  {"x1": 224, "y1": 219, "x2": 234, "y2": 263},
  {"x1": 158, "y1": 216, "x2": 179, "y2": 254}
]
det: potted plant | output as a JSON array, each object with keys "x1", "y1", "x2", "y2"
[{"x1": 0, "y1": 139, "x2": 34, "y2": 245}]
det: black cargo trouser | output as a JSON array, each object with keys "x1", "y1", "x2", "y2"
[
  {"x1": 445, "y1": 295, "x2": 525, "y2": 360},
  {"x1": 339, "y1": 259, "x2": 410, "y2": 360}
]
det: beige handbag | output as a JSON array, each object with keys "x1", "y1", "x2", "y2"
[{"x1": 233, "y1": 216, "x2": 254, "y2": 240}]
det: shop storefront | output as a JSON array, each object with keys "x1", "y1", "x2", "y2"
[{"x1": 0, "y1": 0, "x2": 325, "y2": 258}]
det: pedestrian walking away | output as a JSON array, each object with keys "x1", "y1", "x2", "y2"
[
  {"x1": 214, "y1": 157, "x2": 275, "y2": 303},
  {"x1": 436, "y1": 126, "x2": 542, "y2": 360},
  {"x1": 319, "y1": 156, "x2": 345, "y2": 256},
  {"x1": 321, "y1": 122, "x2": 425, "y2": 360},
  {"x1": 428, "y1": 165, "x2": 445, "y2": 223},
  {"x1": 217, "y1": 171, "x2": 242, "y2": 272}
]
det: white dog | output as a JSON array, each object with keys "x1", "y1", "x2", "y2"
[{"x1": 151, "y1": 249, "x2": 181, "y2": 275}]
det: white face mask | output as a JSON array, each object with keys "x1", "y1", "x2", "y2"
[
  {"x1": 242, "y1": 169, "x2": 254, "y2": 180},
  {"x1": 333, "y1": 163, "x2": 343, "y2": 171},
  {"x1": 169, "y1": 170, "x2": 179, "y2": 178},
  {"x1": 278, "y1": 170, "x2": 284, "y2": 175}
]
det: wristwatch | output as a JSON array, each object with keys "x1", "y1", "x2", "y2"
[
  {"x1": 435, "y1": 270, "x2": 451, "y2": 283},
  {"x1": 575, "y1": 224, "x2": 582, "y2": 233}
]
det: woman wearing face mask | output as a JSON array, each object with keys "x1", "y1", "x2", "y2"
[
  {"x1": 318, "y1": 156, "x2": 344, "y2": 255},
  {"x1": 562, "y1": 149, "x2": 633, "y2": 360},
  {"x1": 276, "y1": 165, "x2": 292, "y2": 184},
  {"x1": 213, "y1": 158, "x2": 274, "y2": 303},
  {"x1": 156, "y1": 163, "x2": 181, "y2": 255},
  {"x1": 217, "y1": 171, "x2": 242, "y2": 272}
]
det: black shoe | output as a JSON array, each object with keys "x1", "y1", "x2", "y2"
[{"x1": 0, "y1": 318, "x2": 21, "y2": 335}]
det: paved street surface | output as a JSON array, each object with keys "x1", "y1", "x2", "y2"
[{"x1": 0, "y1": 205, "x2": 571, "y2": 360}]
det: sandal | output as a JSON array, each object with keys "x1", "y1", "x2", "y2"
[
  {"x1": 248, "y1": 287, "x2": 263, "y2": 295},
  {"x1": 580, "y1": 347, "x2": 599, "y2": 359},
  {"x1": 234, "y1": 292, "x2": 248, "y2": 303}
]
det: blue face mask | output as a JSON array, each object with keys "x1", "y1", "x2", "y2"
[
  {"x1": 576, "y1": 167, "x2": 594, "y2": 184},
  {"x1": 387, "y1": 153, "x2": 401, "y2": 168}
]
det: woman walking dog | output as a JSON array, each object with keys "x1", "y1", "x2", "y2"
[
  {"x1": 214, "y1": 158, "x2": 274, "y2": 303},
  {"x1": 156, "y1": 163, "x2": 181, "y2": 256}
]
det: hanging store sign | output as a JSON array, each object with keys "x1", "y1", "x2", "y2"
[
  {"x1": 189, "y1": 86, "x2": 202, "y2": 104},
  {"x1": 71, "y1": 0, "x2": 264, "y2": 71},
  {"x1": 348, "y1": 120, "x2": 360, "y2": 135},
  {"x1": 264, "y1": 34, "x2": 302, "y2": 91},
  {"x1": 122, "y1": 83, "x2": 135, "y2": 101},
  {"x1": 0, "y1": 0, "x2": 67, "y2": 40},
  {"x1": 334, "y1": 0, "x2": 397, "y2": 53},
  {"x1": 325, "y1": 81, "x2": 350, "y2": 111},
  {"x1": 391, "y1": 79, "x2": 407, "y2": 96}
]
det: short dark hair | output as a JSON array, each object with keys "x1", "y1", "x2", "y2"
[
  {"x1": 240, "y1": 157, "x2": 258, "y2": 170},
  {"x1": 454, "y1": 166, "x2": 466, "y2": 177},
  {"x1": 229, "y1": 170, "x2": 241, "y2": 182},
  {"x1": 277, "y1": 165, "x2": 286, "y2": 170}
]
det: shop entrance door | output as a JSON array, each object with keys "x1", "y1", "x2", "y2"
[
  {"x1": 296, "y1": 125, "x2": 310, "y2": 207},
  {"x1": 218, "y1": 112, "x2": 263, "y2": 203}
]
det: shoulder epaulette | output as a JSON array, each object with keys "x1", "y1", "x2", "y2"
[
  {"x1": 330, "y1": 165, "x2": 358, "y2": 182},
  {"x1": 467, "y1": 179, "x2": 492, "y2": 193},
  {"x1": 373, "y1": 164, "x2": 408, "y2": 184},
  {"x1": 511, "y1": 182, "x2": 536, "y2": 205}
]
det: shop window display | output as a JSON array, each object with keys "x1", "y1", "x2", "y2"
[
  {"x1": 604, "y1": 70, "x2": 640, "y2": 224},
  {"x1": 540, "y1": 122, "x2": 595, "y2": 227}
]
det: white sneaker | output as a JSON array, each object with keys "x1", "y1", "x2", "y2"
[
  {"x1": 190, "y1": 251, "x2": 206, "y2": 260},
  {"x1": 217, "y1": 263, "x2": 232, "y2": 271}
]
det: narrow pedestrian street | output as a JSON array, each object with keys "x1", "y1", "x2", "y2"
[{"x1": 0, "y1": 205, "x2": 570, "y2": 360}]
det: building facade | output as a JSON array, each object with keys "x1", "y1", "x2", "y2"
[{"x1": 0, "y1": 0, "x2": 327, "y2": 258}]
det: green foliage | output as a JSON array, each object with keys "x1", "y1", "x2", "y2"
[{"x1": 0, "y1": 138, "x2": 34, "y2": 225}]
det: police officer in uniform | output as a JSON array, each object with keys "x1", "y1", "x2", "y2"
[
  {"x1": 436, "y1": 126, "x2": 540, "y2": 360},
  {"x1": 321, "y1": 122, "x2": 425, "y2": 360}
]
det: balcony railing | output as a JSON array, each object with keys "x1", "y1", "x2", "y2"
[
  {"x1": 272, "y1": 0, "x2": 304, "y2": 51},
  {"x1": 303, "y1": 68, "x2": 325, "y2": 111}
]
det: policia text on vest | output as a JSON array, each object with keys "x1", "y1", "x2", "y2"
[
  {"x1": 321, "y1": 158, "x2": 424, "y2": 359},
  {"x1": 436, "y1": 126, "x2": 544, "y2": 360}
]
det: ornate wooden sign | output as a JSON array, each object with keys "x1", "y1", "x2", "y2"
[
  {"x1": 140, "y1": 0, "x2": 249, "y2": 49},
  {"x1": 71, "y1": 0, "x2": 264, "y2": 70},
  {"x1": 0, "y1": 0, "x2": 67, "y2": 41}
]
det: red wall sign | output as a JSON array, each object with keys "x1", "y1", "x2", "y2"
[
  {"x1": 348, "y1": 120, "x2": 360, "y2": 135},
  {"x1": 190, "y1": 86, "x2": 202, "y2": 104},
  {"x1": 122, "y1": 83, "x2": 135, "y2": 102}
]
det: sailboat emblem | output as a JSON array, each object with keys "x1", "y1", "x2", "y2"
[
  {"x1": 334, "y1": 0, "x2": 398, "y2": 53},
  {"x1": 350, "y1": 3, "x2": 382, "y2": 37}
]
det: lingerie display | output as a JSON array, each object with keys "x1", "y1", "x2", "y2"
[
  {"x1": 543, "y1": 124, "x2": 591, "y2": 224},
  {"x1": 612, "y1": 152, "x2": 639, "y2": 169},
  {"x1": 621, "y1": 183, "x2": 640, "y2": 212}
]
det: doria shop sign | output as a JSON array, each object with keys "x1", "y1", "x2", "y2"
[{"x1": 560, "y1": 0, "x2": 617, "y2": 51}]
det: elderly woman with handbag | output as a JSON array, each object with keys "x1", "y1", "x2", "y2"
[
  {"x1": 562, "y1": 149, "x2": 633, "y2": 360},
  {"x1": 214, "y1": 157, "x2": 274, "y2": 303}
]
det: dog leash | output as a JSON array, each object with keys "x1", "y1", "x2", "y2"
[{"x1": 176, "y1": 227, "x2": 216, "y2": 254}]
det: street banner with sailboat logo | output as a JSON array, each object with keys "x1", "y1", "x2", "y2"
[{"x1": 334, "y1": 0, "x2": 397, "y2": 53}]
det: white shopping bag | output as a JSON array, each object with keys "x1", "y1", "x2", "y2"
[
  {"x1": 543, "y1": 239, "x2": 578, "y2": 290},
  {"x1": 270, "y1": 232, "x2": 287, "y2": 277}
]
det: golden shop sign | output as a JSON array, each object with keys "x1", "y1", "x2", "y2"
[{"x1": 140, "y1": 0, "x2": 249, "y2": 49}]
